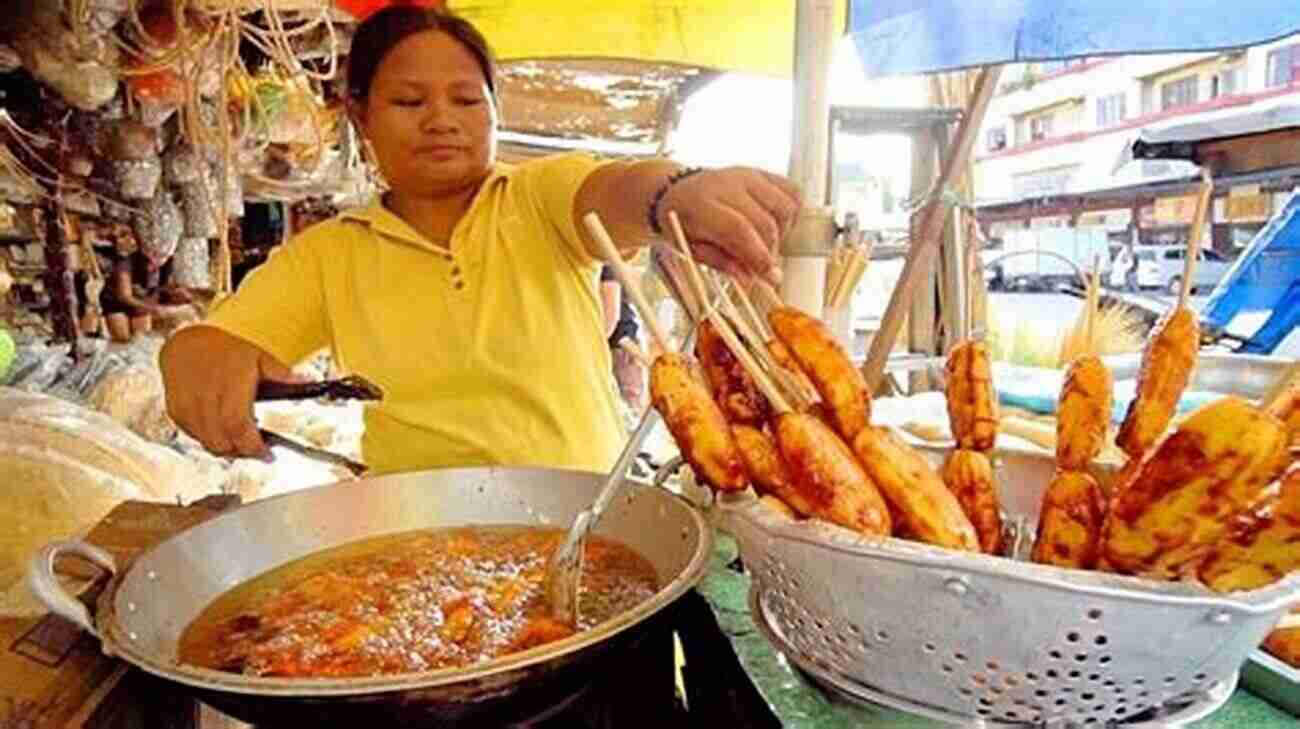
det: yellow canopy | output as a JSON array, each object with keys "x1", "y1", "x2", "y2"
[{"x1": 447, "y1": 1, "x2": 848, "y2": 78}]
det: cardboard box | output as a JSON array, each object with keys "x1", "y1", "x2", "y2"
[{"x1": 1, "y1": 496, "x2": 239, "y2": 729}]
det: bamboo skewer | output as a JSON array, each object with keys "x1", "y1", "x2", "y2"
[
  {"x1": 732, "y1": 274, "x2": 775, "y2": 340},
  {"x1": 664, "y1": 212, "x2": 795, "y2": 414},
  {"x1": 1180, "y1": 168, "x2": 1214, "y2": 308},
  {"x1": 583, "y1": 213, "x2": 673, "y2": 355},
  {"x1": 1087, "y1": 254, "x2": 1102, "y2": 356},
  {"x1": 619, "y1": 339, "x2": 653, "y2": 369}
]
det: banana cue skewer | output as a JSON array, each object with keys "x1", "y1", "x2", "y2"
[
  {"x1": 663, "y1": 212, "x2": 892, "y2": 537},
  {"x1": 581, "y1": 213, "x2": 746, "y2": 494},
  {"x1": 939, "y1": 233, "x2": 1005, "y2": 554},
  {"x1": 1032, "y1": 265, "x2": 1111, "y2": 569},
  {"x1": 1114, "y1": 170, "x2": 1213, "y2": 463}
]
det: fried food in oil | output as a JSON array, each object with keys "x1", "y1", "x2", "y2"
[
  {"x1": 1032, "y1": 470, "x2": 1106, "y2": 569},
  {"x1": 1263, "y1": 625, "x2": 1300, "y2": 668},
  {"x1": 944, "y1": 340, "x2": 998, "y2": 452},
  {"x1": 1115, "y1": 306, "x2": 1199, "y2": 458},
  {"x1": 732, "y1": 424, "x2": 815, "y2": 516},
  {"x1": 941, "y1": 449, "x2": 1004, "y2": 554},
  {"x1": 850, "y1": 426, "x2": 979, "y2": 551},
  {"x1": 650, "y1": 353, "x2": 747, "y2": 492},
  {"x1": 1100, "y1": 396, "x2": 1290, "y2": 577},
  {"x1": 1198, "y1": 466, "x2": 1300, "y2": 593},
  {"x1": 1056, "y1": 355, "x2": 1114, "y2": 471},
  {"x1": 1264, "y1": 378, "x2": 1300, "y2": 447},
  {"x1": 769, "y1": 308, "x2": 871, "y2": 442},
  {"x1": 695, "y1": 319, "x2": 770, "y2": 426},
  {"x1": 774, "y1": 412, "x2": 892, "y2": 537}
]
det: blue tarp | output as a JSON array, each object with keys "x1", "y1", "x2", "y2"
[
  {"x1": 848, "y1": 1, "x2": 1300, "y2": 78},
  {"x1": 1201, "y1": 190, "x2": 1300, "y2": 353}
]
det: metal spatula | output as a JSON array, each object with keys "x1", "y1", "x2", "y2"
[{"x1": 542, "y1": 404, "x2": 664, "y2": 625}]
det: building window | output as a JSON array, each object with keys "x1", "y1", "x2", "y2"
[
  {"x1": 986, "y1": 126, "x2": 1007, "y2": 152},
  {"x1": 1160, "y1": 76, "x2": 1199, "y2": 110},
  {"x1": 1266, "y1": 44, "x2": 1300, "y2": 87},
  {"x1": 1096, "y1": 93, "x2": 1126, "y2": 127},
  {"x1": 1030, "y1": 114, "x2": 1053, "y2": 141},
  {"x1": 1211, "y1": 67, "x2": 1245, "y2": 98}
]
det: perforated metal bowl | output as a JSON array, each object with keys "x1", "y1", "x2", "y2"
[{"x1": 696, "y1": 446, "x2": 1300, "y2": 727}]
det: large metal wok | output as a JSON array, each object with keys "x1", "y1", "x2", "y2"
[{"x1": 29, "y1": 466, "x2": 713, "y2": 727}]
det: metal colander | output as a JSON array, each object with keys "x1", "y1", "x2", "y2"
[{"x1": 688, "y1": 445, "x2": 1300, "y2": 727}]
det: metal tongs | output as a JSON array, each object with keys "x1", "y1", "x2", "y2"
[{"x1": 253, "y1": 375, "x2": 384, "y2": 476}]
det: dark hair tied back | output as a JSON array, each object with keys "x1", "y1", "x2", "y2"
[{"x1": 346, "y1": 5, "x2": 498, "y2": 103}]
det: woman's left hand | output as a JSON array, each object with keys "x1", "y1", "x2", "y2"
[{"x1": 656, "y1": 166, "x2": 802, "y2": 286}]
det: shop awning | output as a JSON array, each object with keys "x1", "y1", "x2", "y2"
[
  {"x1": 847, "y1": 0, "x2": 1300, "y2": 78},
  {"x1": 339, "y1": 1, "x2": 848, "y2": 79}
]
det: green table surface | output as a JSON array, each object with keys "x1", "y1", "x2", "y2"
[{"x1": 696, "y1": 535, "x2": 1297, "y2": 728}]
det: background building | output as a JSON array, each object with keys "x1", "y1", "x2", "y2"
[{"x1": 974, "y1": 33, "x2": 1300, "y2": 257}]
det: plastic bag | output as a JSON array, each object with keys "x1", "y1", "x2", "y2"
[
  {"x1": 172, "y1": 236, "x2": 211, "y2": 289},
  {"x1": 0, "y1": 387, "x2": 224, "y2": 600},
  {"x1": 134, "y1": 188, "x2": 182, "y2": 266},
  {"x1": 111, "y1": 157, "x2": 162, "y2": 200},
  {"x1": 164, "y1": 143, "x2": 203, "y2": 184},
  {"x1": 13, "y1": 1, "x2": 120, "y2": 111},
  {"x1": 180, "y1": 180, "x2": 218, "y2": 238}
]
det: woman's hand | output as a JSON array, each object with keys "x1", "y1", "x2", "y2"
[
  {"x1": 160, "y1": 326, "x2": 303, "y2": 460},
  {"x1": 657, "y1": 166, "x2": 802, "y2": 286}
]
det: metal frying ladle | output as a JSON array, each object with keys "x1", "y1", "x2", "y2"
[
  {"x1": 542, "y1": 405, "x2": 664, "y2": 625},
  {"x1": 543, "y1": 212, "x2": 706, "y2": 626}
]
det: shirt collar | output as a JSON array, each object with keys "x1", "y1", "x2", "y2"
[{"x1": 339, "y1": 163, "x2": 516, "y2": 252}]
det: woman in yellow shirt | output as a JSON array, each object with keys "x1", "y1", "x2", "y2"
[{"x1": 160, "y1": 6, "x2": 801, "y2": 475}]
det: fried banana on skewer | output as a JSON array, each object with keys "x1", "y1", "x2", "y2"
[
  {"x1": 759, "y1": 495, "x2": 798, "y2": 520},
  {"x1": 1056, "y1": 355, "x2": 1114, "y2": 471},
  {"x1": 1264, "y1": 378, "x2": 1300, "y2": 448},
  {"x1": 769, "y1": 308, "x2": 871, "y2": 443},
  {"x1": 945, "y1": 341, "x2": 999, "y2": 452},
  {"x1": 1032, "y1": 470, "x2": 1107, "y2": 569},
  {"x1": 731, "y1": 424, "x2": 815, "y2": 517},
  {"x1": 774, "y1": 412, "x2": 892, "y2": 537},
  {"x1": 1100, "y1": 396, "x2": 1290, "y2": 577},
  {"x1": 851, "y1": 426, "x2": 980, "y2": 551},
  {"x1": 650, "y1": 353, "x2": 747, "y2": 493},
  {"x1": 1198, "y1": 466, "x2": 1300, "y2": 593},
  {"x1": 941, "y1": 449, "x2": 1004, "y2": 554},
  {"x1": 695, "y1": 319, "x2": 770, "y2": 427},
  {"x1": 1115, "y1": 306, "x2": 1200, "y2": 459},
  {"x1": 1263, "y1": 624, "x2": 1300, "y2": 668}
]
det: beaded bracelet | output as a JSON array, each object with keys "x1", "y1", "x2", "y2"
[{"x1": 647, "y1": 166, "x2": 704, "y2": 235}]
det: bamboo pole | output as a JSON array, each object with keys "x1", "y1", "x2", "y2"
[{"x1": 862, "y1": 65, "x2": 1004, "y2": 392}]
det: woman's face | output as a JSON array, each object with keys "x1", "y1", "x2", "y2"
[{"x1": 358, "y1": 30, "x2": 497, "y2": 197}]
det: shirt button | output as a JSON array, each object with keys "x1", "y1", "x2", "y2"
[{"x1": 454, "y1": 281, "x2": 465, "y2": 290}]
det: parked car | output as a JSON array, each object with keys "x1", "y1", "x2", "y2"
[{"x1": 1133, "y1": 243, "x2": 1232, "y2": 291}]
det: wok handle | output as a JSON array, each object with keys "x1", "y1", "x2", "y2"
[{"x1": 27, "y1": 540, "x2": 117, "y2": 636}]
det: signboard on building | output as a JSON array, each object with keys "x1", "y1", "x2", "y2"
[
  {"x1": 1138, "y1": 204, "x2": 1155, "y2": 228},
  {"x1": 1225, "y1": 193, "x2": 1272, "y2": 222},
  {"x1": 1030, "y1": 215, "x2": 1070, "y2": 229},
  {"x1": 1077, "y1": 208, "x2": 1132, "y2": 230},
  {"x1": 986, "y1": 221, "x2": 1025, "y2": 238},
  {"x1": 1154, "y1": 194, "x2": 1198, "y2": 225}
]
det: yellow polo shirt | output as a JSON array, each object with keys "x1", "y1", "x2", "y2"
[{"x1": 205, "y1": 153, "x2": 626, "y2": 475}]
